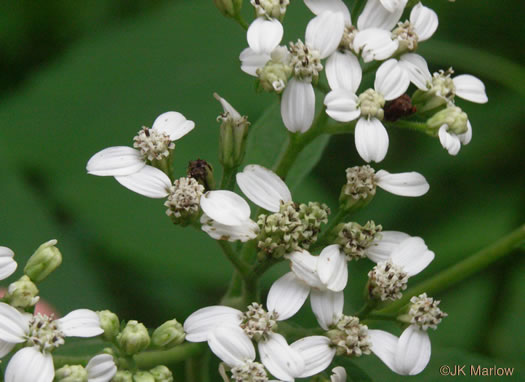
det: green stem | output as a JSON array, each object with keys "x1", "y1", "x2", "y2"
[
  {"x1": 217, "y1": 241, "x2": 250, "y2": 276},
  {"x1": 387, "y1": 120, "x2": 432, "y2": 136},
  {"x1": 374, "y1": 224, "x2": 525, "y2": 316}
]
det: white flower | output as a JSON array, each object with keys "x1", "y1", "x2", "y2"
[
  {"x1": 373, "y1": 169, "x2": 430, "y2": 197},
  {"x1": 0, "y1": 303, "x2": 103, "y2": 382},
  {"x1": 438, "y1": 120, "x2": 472, "y2": 156},
  {"x1": 0, "y1": 246, "x2": 17, "y2": 281},
  {"x1": 369, "y1": 325, "x2": 431, "y2": 375},
  {"x1": 86, "y1": 354, "x2": 118, "y2": 382},
  {"x1": 450, "y1": 74, "x2": 488, "y2": 104},
  {"x1": 86, "y1": 111, "x2": 194, "y2": 198}
]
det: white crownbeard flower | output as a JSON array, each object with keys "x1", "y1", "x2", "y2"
[
  {"x1": 86, "y1": 111, "x2": 194, "y2": 197},
  {"x1": 425, "y1": 69, "x2": 488, "y2": 106},
  {"x1": 438, "y1": 120, "x2": 472, "y2": 156},
  {"x1": 369, "y1": 325, "x2": 431, "y2": 375},
  {"x1": 0, "y1": 246, "x2": 17, "y2": 281},
  {"x1": 0, "y1": 303, "x2": 103, "y2": 382}
]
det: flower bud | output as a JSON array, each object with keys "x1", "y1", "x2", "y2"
[
  {"x1": 112, "y1": 371, "x2": 133, "y2": 382},
  {"x1": 55, "y1": 365, "x2": 87, "y2": 382},
  {"x1": 213, "y1": 0, "x2": 243, "y2": 18},
  {"x1": 427, "y1": 105, "x2": 468, "y2": 135},
  {"x1": 133, "y1": 371, "x2": 155, "y2": 382},
  {"x1": 97, "y1": 310, "x2": 120, "y2": 341},
  {"x1": 339, "y1": 166, "x2": 376, "y2": 213},
  {"x1": 117, "y1": 320, "x2": 150, "y2": 355},
  {"x1": 187, "y1": 159, "x2": 215, "y2": 191},
  {"x1": 151, "y1": 319, "x2": 185, "y2": 348},
  {"x1": 215, "y1": 93, "x2": 250, "y2": 168},
  {"x1": 6, "y1": 275, "x2": 39, "y2": 309},
  {"x1": 24, "y1": 239, "x2": 62, "y2": 283},
  {"x1": 150, "y1": 365, "x2": 174, "y2": 382}
]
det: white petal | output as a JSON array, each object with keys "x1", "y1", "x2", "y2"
[
  {"x1": 267, "y1": 273, "x2": 310, "y2": 321},
  {"x1": 326, "y1": 51, "x2": 362, "y2": 92},
  {"x1": 366, "y1": 231, "x2": 411, "y2": 263},
  {"x1": 357, "y1": 0, "x2": 406, "y2": 31},
  {"x1": 258, "y1": 333, "x2": 305, "y2": 381},
  {"x1": 353, "y1": 29, "x2": 398, "y2": 63},
  {"x1": 459, "y1": 120, "x2": 472, "y2": 145},
  {"x1": 0, "y1": 303, "x2": 29, "y2": 343},
  {"x1": 354, "y1": 117, "x2": 389, "y2": 163},
  {"x1": 394, "y1": 326, "x2": 431, "y2": 375},
  {"x1": 86, "y1": 354, "x2": 117, "y2": 382},
  {"x1": 438, "y1": 125, "x2": 461, "y2": 156},
  {"x1": 379, "y1": 0, "x2": 407, "y2": 12},
  {"x1": 200, "y1": 214, "x2": 258, "y2": 242},
  {"x1": 410, "y1": 3, "x2": 438, "y2": 42},
  {"x1": 86, "y1": 146, "x2": 145, "y2": 177},
  {"x1": 214, "y1": 93, "x2": 241, "y2": 120},
  {"x1": 399, "y1": 53, "x2": 432, "y2": 90},
  {"x1": 324, "y1": 89, "x2": 360, "y2": 123},
  {"x1": 331, "y1": 366, "x2": 347, "y2": 382},
  {"x1": 305, "y1": 11, "x2": 345, "y2": 59},
  {"x1": 0, "y1": 340, "x2": 15, "y2": 357},
  {"x1": 209, "y1": 326, "x2": 255, "y2": 367},
  {"x1": 57, "y1": 309, "x2": 103, "y2": 338},
  {"x1": 317, "y1": 245, "x2": 348, "y2": 292},
  {"x1": 5, "y1": 347, "x2": 54, "y2": 382},
  {"x1": 240, "y1": 47, "x2": 271, "y2": 76},
  {"x1": 236, "y1": 164, "x2": 292, "y2": 212},
  {"x1": 453, "y1": 74, "x2": 488, "y2": 103},
  {"x1": 287, "y1": 250, "x2": 324, "y2": 289},
  {"x1": 247, "y1": 18, "x2": 283, "y2": 54},
  {"x1": 200, "y1": 190, "x2": 251, "y2": 226},
  {"x1": 369, "y1": 329, "x2": 399, "y2": 373},
  {"x1": 291, "y1": 336, "x2": 336, "y2": 377},
  {"x1": 184, "y1": 306, "x2": 242, "y2": 342},
  {"x1": 303, "y1": 0, "x2": 351, "y2": 25},
  {"x1": 281, "y1": 79, "x2": 315, "y2": 133},
  {"x1": 0, "y1": 246, "x2": 17, "y2": 280},
  {"x1": 151, "y1": 111, "x2": 195, "y2": 141},
  {"x1": 390, "y1": 237, "x2": 434, "y2": 276},
  {"x1": 375, "y1": 59, "x2": 410, "y2": 100},
  {"x1": 114, "y1": 165, "x2": 171, "y2": 198},
  {"x1": 310, "y1": 290, "x2": 344, "y2": 330},
  {"x1": 375, "y1": 169, "x2": 429, "y2": 197}
]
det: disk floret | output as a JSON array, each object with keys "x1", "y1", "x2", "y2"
[
  {"x1": 289, "y1": 40, "x2": 323, "y2": 81},
  {"x1": 257, "y1": 47, "x2": 292, "y2": 93},
  {"x1": 336, "y1": 221, "x2": 382, "y2": 260},
  {"x1": 430, "y1": 68, "x2": 456, "y2": 101},
  {"x1": 326, "y1": 315, "x2": 371, "y2": 357},
  {"x1": 358, "y1": 89, "x2": 385, "y2": 119},
  {"x1": 251, "y1": 0, "x2": 289, "y2": 19},
  {"x1": 231, "y1": 360, "x2": 269, "y2": 382},
  {"x1": 408, "y1": 293, "x2": 448, "y2": 330},
  {"x1": 368, "y1": 260, "x2": 408, "y2": 301},
  {"x1": 392, "y1": 21, "x2": 419, "y2": 52},
  {"x1": 133, "y1": 127, "x2": 174, "y2": 161},
  {"x1": 165, "y1": 177, "x2": 204, "y2": 223},
  {"x1": 240, "y1": 303, "x2": 277, "y2": 341},
  {"x1": 26, "y1": 313, "x2": 65, "y2": 352},
  {"x1": 342, "y1": 166, "x2": 377, "y2": 200},
  {"x1": 340, "y1": 25, "x2": 357, "y2": 51}
]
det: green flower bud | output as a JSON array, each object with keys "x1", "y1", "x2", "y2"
[
  {"x1": 97, "y1": 310, "x2": 120, "y2": 341},
  {"x1": 213, "y1": 0, "x2": 242, "y2": 18},
  {"x1": 24, "y1": 239, "x2": 62, "y2": 283},
  {"x1": 339, "y1": 166, "x2": 376, "y2": 213},
  {"x1": 133, "y1": 371, "x2": 155, "y2": 382},
  {"x1": 151, "y1": 319, "x2": 185, "y2": 348},
  {"x1": 55, "y1": 365, "x2": 88, "y2": 382},
  {"x1": 149, "y1": 365, "x2": 174, "y2": 382},
  {"x1": 117, "y1": 320, "x2": 150, "y2": 355},
  {"x1": 6, "y1": 275, "x2": 39, "y2": 309},
  {"x1": 113, "y1": 371, "x2": 133, "y2": 382},
  {"x1": 427, "y1": 105, "x2": 468, "y2": 135}
]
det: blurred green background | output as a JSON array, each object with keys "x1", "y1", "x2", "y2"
[{"x1": 0, "y1": 0, "x2": 523, "y2": 380}]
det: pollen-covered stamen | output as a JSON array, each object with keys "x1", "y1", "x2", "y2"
[
  {"x1": 392, "y1": 21, "x2": 419, "y2": 52},
  {"x1": 164, "y1": 177, "x2": 204, "y2": 222},
  {"x1": 342, "y1": 165, "x2": 377, "y2": 200},
  {"x1": 251, "y1": 0, "x2": 289, "y2": 19},
  {"x1": 231, "y1": 360, "x2": 269, "y2": 382},
  {"x1": 289, "y1": 40, "x2": 323, "y2": 81},
  {"x1": 326, "y1": 315, "x2": 371, "y2": 357},
  {"x1": 340, "y1": 25, "x2": 357, "y2": 51},
  {"x1": 408, "y1": 293, "x2": 448, "y2": 330},
  {"x1": 240, "y1": 303, "x2": 277, "y2": 341},
  {"x1": 368, "y1": 260, "x2": 408, "y2": 301},
  {"x1": 429, "y1": 68, "x2": 456, "y2": 101},
  {"x1": 336, "y1": 221, "x2": 382, "y2": 261},
  {"x1": 358, "y1": 89, "x2": 385, "y2": 119},
  {"x1": 26, "y1": 313, "x2": 65, "y2": 352},
  {"x1": 133, "y1": 127, "x2": 174, "y2": 161}
]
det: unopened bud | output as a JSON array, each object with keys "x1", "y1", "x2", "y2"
[
  {"x1": 427, "y1": 105, "x2": 468, "y2": 135},
  {"x1": 55, "y1": 365, "x2": 87, "y2": 382},
  {"x1": 24, "y1": 239, "x2": 62, "y2": 283},
  {"x1": 6, "y1": 275, "x2": 39, "y2": 309},
  {"x1": 152, "y1": 319, "x2": 185, "y2": 348},
  {"x1": 213, "y1": 0, "x2": 243, "y2": 18},
  {"x1": 187, "y1": 159, "x2": 215, "y2": 190},
  {"x1": 97, "y1": 310, "x2": 120, "y2": 341},
  {"x1": 117, "y1": 320, "x2": 150, "y2": 355},
  {"x1": 133, "y1": 371, "x2": 155, "y2": 382},
  {"x1": 150, "y1": 365, "x2": 174, "y2": 382},
  {"x1": 112, "y1": 371, "x2": 133, "y2": 382}
]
